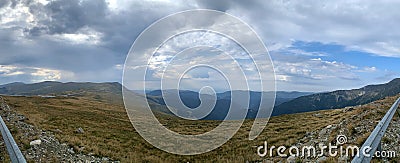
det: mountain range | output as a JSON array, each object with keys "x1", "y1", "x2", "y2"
[
  {"x1": 0, "y1": 81, "x2": 122, "y2": 104},
  {"x1": 273, "y1": 78, "x2": 400, "y2": 115},
  {"x1": 146, "y1": 90, "x2": 312, "y2": 119},
  {"x1": 0, "y1": 81, "x2": 121, "y2": 95},
  {"x1": 1, "y1": 78, "x2": 399, "y2": 119}
]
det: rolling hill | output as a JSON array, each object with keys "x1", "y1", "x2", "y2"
[
  {"x1": 0, "y1": 81, "x2": 121, "y2": 96},
  {"x1": 0, "y1": 81, "x2": 123, "y2": 104},
  {"x1": 273, "y1": 78, "x2": 400, "y2": 115},
  {"x1": 2, "y1": 90, "x2": 399, "y2": 162}
]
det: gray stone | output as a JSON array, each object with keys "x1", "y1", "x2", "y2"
[
  {"x1": 30, "y1": 139, "x2": 42, "y2": 146},
  {"x1": 317, "y1": 156, "x2": 327, "y2": 162},
  {"x1": 287, "y1": 156, "x2": 296, "y2": 163},
  {"x1": 75, "y1": 127, "x2": 85, "y2": 134},
  {"x1": 314, "y1": 113, "x2": 323, "y2": 118},
  {"x1": 338, "y1": 156, "x2": 348, "y2": 163}
]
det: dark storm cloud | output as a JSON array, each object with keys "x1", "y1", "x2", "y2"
[
  {"x1": 194, "y1": 0, "x2": 233, "y2": 12},
  {"x1": 23, "y1": 0, "x2": 108, "y2": 35},
  {"x1": 22, "y1": 0, "x2": 195, "y2": 54},
  {"x1": 0, "y1": 0, "x2": 196, "y2": 83},
  {"x1": 195, "y1": 0, "x2": 263, "y2": 12},
  {"x1": 0, "y1": 1, "x2": 9, "y2": 8}
]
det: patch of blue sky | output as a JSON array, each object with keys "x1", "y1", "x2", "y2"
[{"x1": 288, "y1": 41, "x2": 400, "y2": 73}]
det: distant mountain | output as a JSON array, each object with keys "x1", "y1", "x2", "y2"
[
  {"x1": 148, "y1": 90, "x2": 312, "y2": 106},
  {"x1": 147, "y1": 90, "x2": 203, "y2": 108},
  {"x1": 217, "y1": 91, "x2": 313, "y2": 106},
  {"x1": 0, "y1": 81, "x2": 122, "y2": 95},
  {"x1": 147, "y1": 90, "x2": 233, "y2": 120},
  {"x1": 273, "y1": 78, "x2": 400, "y2": 116},
  {"x1": 0, "y1": 81, "x2": 122, "y2": 103},
  {"x1": 146, "y1": 90, "x2": 312, "y2": 120},
  {"x1": 7, "y1": 79, "x2": 399, "y2": 119}
]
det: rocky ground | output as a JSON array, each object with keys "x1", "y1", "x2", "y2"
[
  {"x1": 0, "y1": 96, "x2": 117, "y2": 162},
  {"x1": 1, "y1": 95, "x2": 399, "y2": 163},
  {"x1": 0, "y1": 118, "x2": 7, "y2": 162},
  {"x1": 264, "y1": 96, "x2": 400, "y2": 163}
]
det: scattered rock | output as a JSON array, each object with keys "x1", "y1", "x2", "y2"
[
  {"x1": 313, "y1": 113, "x2": 323, "y2": 118},
  {"x1": 30, "y1": 140, "x2": 42, "y2": 146},
  {"x1": 344, "y1": 107, "x2": 354, "y2": 112},
  {"x1": 316, "y1": 156, "x2": 327, "y2": 162},
  {"x1": 1, "y1": 97, "x2": 115, "y2": 162},
  {"x1": 325, "y1": 125, "x2": 332, "y2": 129},
  {"x1": 54, "y1": 129, "x2": 62, "y2": 133},
  {"x1": 286, "y1": 156, "x2": 296, "y2": 163},
  {"x1": 68, "y1": 148, "x2": 75, "y2": 154},
  {"x1": 338, "y1": 156, "x2": 348, "y2": 162},
  {"x1": 75, "y1": 127, "x2": 85, "y2": 134}
]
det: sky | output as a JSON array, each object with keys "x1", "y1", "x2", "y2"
[{"x1": 0, "y1": 0, "x2": 400, "y2": 92}]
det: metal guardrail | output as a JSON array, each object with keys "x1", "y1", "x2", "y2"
[
  {"x1": 351, "y1": 97, "x2": 400, "y2": 163},
  {"x1": 0, "y1": 97, "x2": 27, "y2": 163}
]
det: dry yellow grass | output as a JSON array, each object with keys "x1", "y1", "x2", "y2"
[{"x1": 2, "y1": 95, "x2": 399, "y2": 162}]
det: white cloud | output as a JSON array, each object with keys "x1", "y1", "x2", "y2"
[
  {"x1": 114, "y1": 64, "x2": 124, "y2": 70},
  {"x1": 36, "y1": 0, "x2": 50, "y2": 5},
  {"x1": 0, "y1": 65, "x2": 21, "y2": 76},
  {"x1": 276, "y1": 74, "x2": 289, "y2": 81},
  {"x1": 285, "y1": 49, "x2": 328, "y2": 57},
  {"x1": 5, "y1": 71, "x2": 25, "y2": 76},
  {"x1": 0, "y1": 3, "x2": 30, "y2": 28},
  {"x1": 50, "y1": 27, "x2": 103, "y2": 45},
  {"x1": 30, "y1": 68, "x2": 61, "y2": 81},
  {"x1": 211, "y1": 0, "x2": 400, "y2": 58},
  {"x1": 0, "y1": 64, "x2": 75, "y2": 83},
  {"x1": 274, "y1": 58, "x2": 367, "y2": 81},
  {"x1": 359, "y1": 66, "x2": 377, "y2": 73}
]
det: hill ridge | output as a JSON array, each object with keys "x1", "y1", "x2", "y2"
[{"x1": 273, "y1": 78, "x2": 400, "y2": 115}]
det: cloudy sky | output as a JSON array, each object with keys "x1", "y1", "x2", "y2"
[{"x1": 1, "y1": 0, "x2": 400, "y2": 92}]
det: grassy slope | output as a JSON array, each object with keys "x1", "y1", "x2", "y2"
[{"x1": 2, "y1": 95, "x2": 399, "y2": 162}]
